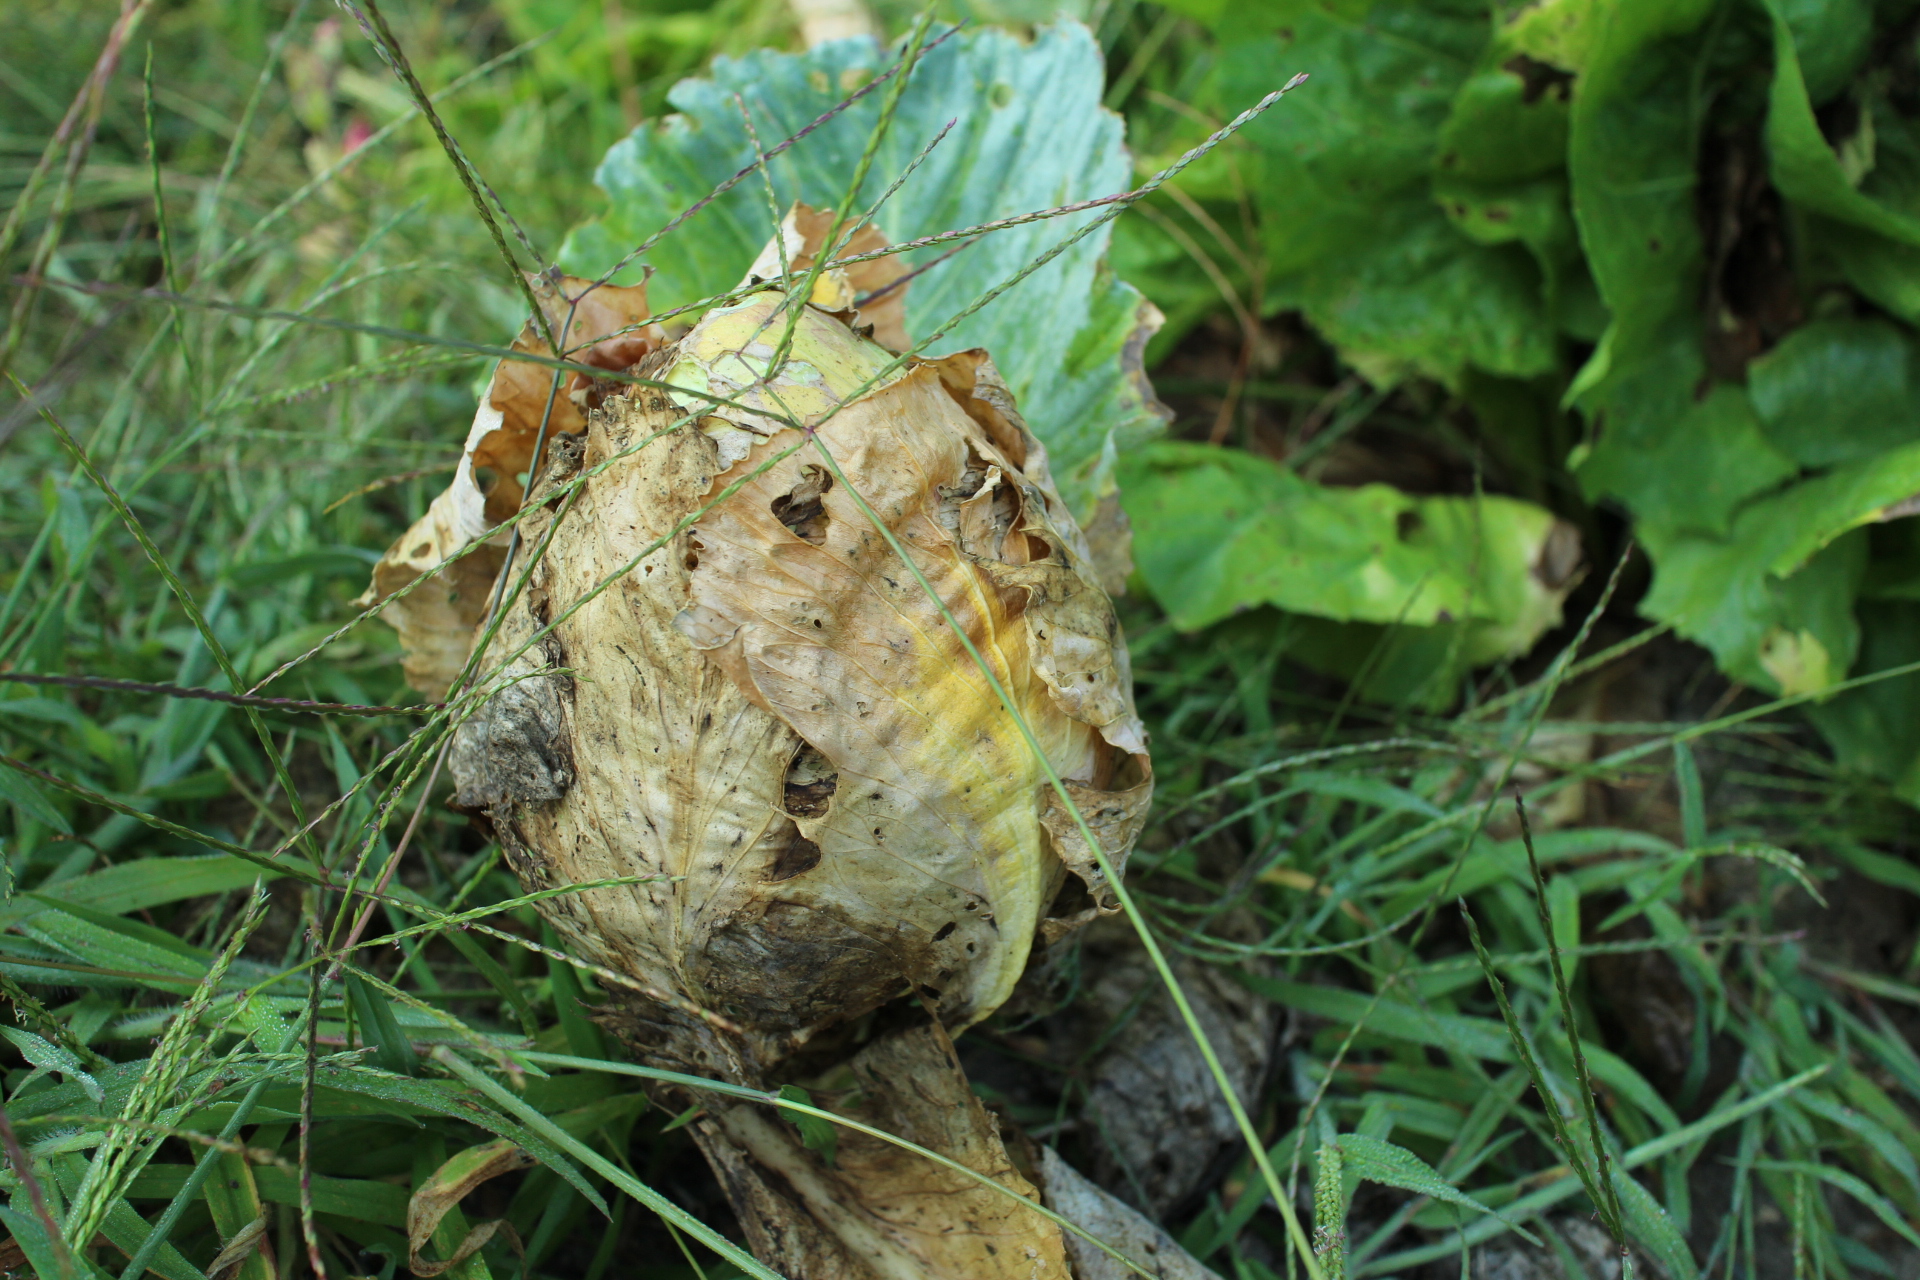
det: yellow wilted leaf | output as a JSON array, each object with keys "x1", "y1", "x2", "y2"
[
  {"x1": 407, "y1": 1139, "x2": 532, "y2": 1278},
  {"x1": 739, "y1": 201, "x2": 913, "y2": 352}
]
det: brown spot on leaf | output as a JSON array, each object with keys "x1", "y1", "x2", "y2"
[{"x1": 767, "y1": 831, "x2": 823, "y2": 882}]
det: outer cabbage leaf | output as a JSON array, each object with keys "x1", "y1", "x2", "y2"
[{"x1": 557, "y1": 23, "x2": 1166, "y2": 529}]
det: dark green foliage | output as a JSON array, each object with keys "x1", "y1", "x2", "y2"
[{"x1": 1116, "y1": 0, "x2": 1920, "y2": 802}]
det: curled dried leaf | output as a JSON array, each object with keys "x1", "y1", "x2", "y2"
[
  {"x1": 742, "y1": 202, "x2": 912, "y2": 352},
  {"x1": 359, "y1": 277, "x2": 664, "y2": 696},
  {"x1": 407, "y1": 1139, "x2": 533, "y2": 1278},
  {"x1": 355, "y1": 482, "x2": 505, "y2": 700}
]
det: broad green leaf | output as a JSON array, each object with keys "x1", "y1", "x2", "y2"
[
  {"x1": 1747, "y1": 319, "x2": 1920, "y2": 467},
  {"x1": 1564, "y1": 0, "x2": 1732, "y2": 552},
  {"x1": 1576, "y1": 379, "x2": 1796, "y2": 538},
  {"x1": 1817, "y1": 217, "x2": 1920, "y2": 326},
  {"x1": 1120, "y1": 442, "x2": 1574, "y2": 653},
  {"x1": 1566, "y1": 0, "x2": 1716, "y2": 336},
  {"x1": 1434, "y1": 173, "x2": 1575, "y2": 261},
  {"x1": 1436, "y1": 61, "x2": 1569, "y2": 184},
  {"x1": 1218, "y1": 6, "x2": 1482, "y2": 277},
  {"x1": 1762, "y1": 0, "x2": 1920, "y2": 248},
  {"x1": 558, "y1": 23, "x2": 1166, "y2": 523},
  {"x1": 1216, "y1": 6, "x2": 1556, "y2": 383},
  {"x1": 1808, "y1": 600, "x2": 1920, "y2": 800},
  {"x1": 1774, "y1": 0, "x2": 1872, "y2": 105},
  {"x1": 1501, "y1": 0, "x2": 1604, "y2": 72},
  {"x1": 1639, "y1": 442, "x2": 1920, "y2": 693},
  {"x1": 1278, "y1": 196, "x2": 1557, "y2": 383}
]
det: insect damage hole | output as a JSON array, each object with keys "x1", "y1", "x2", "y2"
[
  {"x1": 771, "y1": 465, "x2": 832, "y2": 544},
  {"x1": 781, "y1": 743, "x2": 838, "y2": 819}
]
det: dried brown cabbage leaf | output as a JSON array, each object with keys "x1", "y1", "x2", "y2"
[
  {"x1": 359, "y1": 276, "x2": 664, "y2": 697},
  {"x1": 740, "y1": 202, "x2": 912, "y2": 353}
]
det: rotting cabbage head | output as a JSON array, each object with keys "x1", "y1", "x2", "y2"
[{"x1": 371, "y1": 260, "x2": 1152, "y2": 1080}]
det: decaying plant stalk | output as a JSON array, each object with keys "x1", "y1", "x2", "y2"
[{"x1": 362, "y1": 214, "x2": 1202, "y2": 1277}]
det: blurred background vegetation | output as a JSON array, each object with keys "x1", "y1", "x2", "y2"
[{"x1": 7, "y1": 0, "x2": 1920, "y2": 1277}]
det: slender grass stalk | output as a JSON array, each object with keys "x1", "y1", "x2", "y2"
[
  {"x1": 1458, "y1": 900, "x2": 1616, "y2": 1230},
  {"x1": 766, "y1": 8, "x2": 937, "y2": 370},
  {"x1": 1513, "y1": 792, "x2": 1629, "y2": 1242},
  {"x1": 343, "y1": 0, "x2": 558, "y2": 353},
  {"x1": 0, "y1": 0, "x2": 153, "y2": 380}
]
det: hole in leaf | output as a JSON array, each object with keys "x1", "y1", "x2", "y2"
[
  {"x1": 771, "y1": 466, "x2": 832, "y2": 544},
  {"x1": 781, "y1": 743, "x2": 838, "y2": 818}
]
